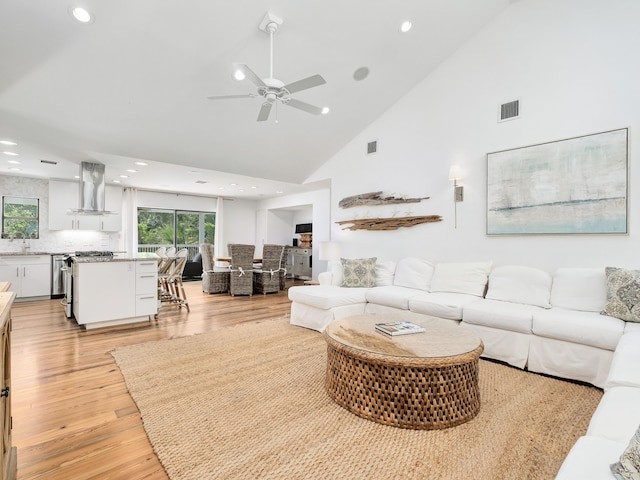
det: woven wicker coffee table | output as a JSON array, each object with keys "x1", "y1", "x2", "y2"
[{"x1": 324, "y1": 314, "x2": 484, "y2": 430}]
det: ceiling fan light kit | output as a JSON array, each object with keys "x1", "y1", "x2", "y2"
[{"x1": 208, "y1": 11, "x2": 327, "y2": 122}]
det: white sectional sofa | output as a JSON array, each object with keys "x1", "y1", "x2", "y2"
[{"x1": 287, "y1": 257, "x2": 640, "y2": 479}]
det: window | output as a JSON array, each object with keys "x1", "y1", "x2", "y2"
[
  {"x1": 137, "y1": 208, "x2": 215, "y2": 259},
  {"x1": 2, "y1": 196, "x2": 39, "y2": 239}
]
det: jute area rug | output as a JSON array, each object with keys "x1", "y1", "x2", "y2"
[{"x1": 111, "y1": 317, "x2": 603, "y2": 480}]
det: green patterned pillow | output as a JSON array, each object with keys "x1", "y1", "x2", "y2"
[
  {"x1": 610, "y1": 424, "x2": 640, "y2": 479},
  {"x1": 340, "y1": 257, "x2": 377, "y2": 288},
  {"x1": 602, "y1": 267, "x2": 640, "y2": 323}
]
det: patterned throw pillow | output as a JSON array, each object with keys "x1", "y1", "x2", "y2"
[
  {"x1": 601, "y1": 267, "x2": 640, "y2": 323},
  {"x1": 340, "y1": 257, "x2": 377, "y2": 288},
  {"x1": 610, "y1": 424, "x2": 640, "y2": 480}
]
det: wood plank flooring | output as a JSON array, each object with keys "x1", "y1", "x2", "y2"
[{"x1": 10, "y1": 279, "x2": 302, "y2": 480}]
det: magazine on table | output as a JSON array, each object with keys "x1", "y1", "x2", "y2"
[{"x1": 375, "y1": 321, "x2": 426, "y2": 336}]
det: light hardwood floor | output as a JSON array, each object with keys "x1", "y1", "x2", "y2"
[{"x1": 10, "y1": 279, "x2": 302, "y2": 480}]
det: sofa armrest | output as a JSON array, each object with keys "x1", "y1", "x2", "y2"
[{"x1": 318, "y1": 271, "x2": 333, "y2": 285}]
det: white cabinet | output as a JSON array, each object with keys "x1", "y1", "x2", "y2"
[
  {"x1": 98, "y1": 185, "x2": 123, "y2": 232},
  {"x1": 135, "y1": 260, "x2": 158, "y2": 316},
  {"x1": 73, "y1": 259, "x2": 157, "y2": 329},
  {"x1": 0, "y1": 255, "x2": 51, "y2": 299},
  {"x1": 48, "y1": 180, "x2": 122, "y2": 231}
]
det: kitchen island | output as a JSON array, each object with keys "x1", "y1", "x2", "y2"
[{"x1": 72, "y1": 253, "x2": 158, "y2": 330}]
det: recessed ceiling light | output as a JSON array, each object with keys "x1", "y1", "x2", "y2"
[
  {"x1": 134, "y1": 161, "x2": 148, "y2": 166},
  {"x1": 230, "y1": 183, "x2": 238, "y2": 186},
  {"x1": 113, "y1": 179, "x2": 121, "y2": 183},
  {"x1": 276, "y1": 190, "x2": 284, "y2": 194},
  {"x1": 0, "y1": 140, "x2": 17, "y2": 146},
  {"x1": 126, "y1": 169, "x2": 137, "y2": 173},
  {"x1": 70, "y1": 6, "x2": 94, "y2": 24},
  {"x1": 8, "y1": 167, "x2": 21, "y2": 171},
  {"x1": 251, "y1": 186, "x2": 257, "y2": 189},
  {"x1": 218, "y1": 187, "x2": 225, "y2": 190},
  {"x1": 3, "y1": 151, "x2": 18, "y2": 156},
  {"x1": 120, "y1": 175, "x2": 129, "y2": 178},
  {"x1": 400, "y1": 21, "x2": 412, "y2": 33},
  {"x1": 321, "y1": 107, "x2": 330, "y2": 115},
  {"x1": 74, "y1": 175, "x2": 80, "y2": 179},
  {"x1": 7, "y1": 160, "x2": 20, "y2": 165}
]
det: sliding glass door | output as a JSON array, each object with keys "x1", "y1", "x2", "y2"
[{"x1": 137, "y1": 208, "x2": 215, "y2": 260}]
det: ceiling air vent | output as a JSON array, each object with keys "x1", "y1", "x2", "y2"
[
  {"x1": 40, "y1": 159, "x2": 57, "y2": 165},
  {"x1": 499, "y1": 99, "x2": 520, "y2": 122},
  {"x1": 367, "y1": 140, "x2": 377, "y2": 155},
  {"x1": 195, "y1": 180, "x2": 208, "y2": 184}
]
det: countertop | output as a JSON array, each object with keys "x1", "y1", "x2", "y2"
[{"x1": 72, "y1": 252, "x2": 159, "y2": 263}]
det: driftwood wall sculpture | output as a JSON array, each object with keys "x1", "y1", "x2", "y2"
[
  {"x1": 336, "y1": 215, "x2": 443, "y2": 231},
  {"x1": 338, "y1": 191, "x2": 429, "y2": 209}
]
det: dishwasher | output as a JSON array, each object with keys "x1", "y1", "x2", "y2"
[{"x1": 51, "y1": 254, "x2": 67, "y2": 299}]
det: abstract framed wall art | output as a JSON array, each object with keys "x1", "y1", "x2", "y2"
[{"x1": 487, "y1": 128, "x2": 628, "y2": 235}]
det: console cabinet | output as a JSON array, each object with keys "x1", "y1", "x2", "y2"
[{"x1": 287, "y1": 248, "x2": 312, "y2": 279}]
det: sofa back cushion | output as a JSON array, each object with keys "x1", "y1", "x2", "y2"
[
  {"x1": 430, "y1": 261, "x2": 491, "y2": 297},
  {"x1": 392, "y1": 258, "x2": 434, "y2": 291},
  {"x1": 551, "y1": 267, "x2": 606, "y2": 312},
  {"x1": 375, "y1": 261, "x2": 397, "y2": 286},
  {"x1": 485, "y1": 265, "x2": 552, "y2": 308}
]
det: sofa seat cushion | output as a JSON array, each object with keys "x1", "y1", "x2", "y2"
[
  {"x1": 587, "y1": 386, "x2": 640, "y2": 445},
  {"x1": 485, "y1": 265, "x2": 552, "y2": 308},
  {"x1": 462, "y1": 299, "x2": 537, "y2": 334},
  {"x1": 605, "y1": 331, "x2": 640, "y2": 389},
  {"x1": 409, "y1": 292, "x2": 480, "y2": 320},
  {"x1": 625, "y1": 321, "x2": 640, "y2": 333},
  {"x1": 551, "y1": 267, "x2": 607, "y2": 312},
  {"x1": 288, "y1": 285, "x2": 368, "y2": 310},
  {"x1": 532, "y1": 308, "x2": 624, "y2": 350},
  {"x1": 555, "y1": 436, "x2": 626, "y2": 480},
  {"x1": 365, "y1": 286, "x2": 422, "y2": 310}
]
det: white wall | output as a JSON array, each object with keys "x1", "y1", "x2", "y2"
[
  {"x1": 220, "y1": 198, "x2": 259, "y2": 256},
  {"x1": 308, "y1": 0, "x2": 640, "y2": 272},
  {"x1": 258, "y1": 187, "x2": 331, "y2": 277}
]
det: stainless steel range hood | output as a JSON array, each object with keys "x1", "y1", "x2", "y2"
[{"x1": 71, "y1": 161, "x2": 114, "y2": 215}]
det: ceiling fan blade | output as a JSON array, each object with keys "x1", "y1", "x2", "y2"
[
  {"x1": 283, "y1": 74, "x2": 326, "y2": 94},
  {"x1": 285, "y1": 98, "x2": 323, "y2": 115},
  {"x1": 257, "y1": 102, "x2": 273, "y2": 122},
  {"x1": 207, "y1": 93, "x2": 257, "y2": 100},
  {"x1": 234, "y1": 63, "x2": 266, "y2": 87}
]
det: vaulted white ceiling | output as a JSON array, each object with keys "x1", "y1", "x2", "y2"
[{"x1": 0, "y1": 0, "x2": 511, "y2": 198}]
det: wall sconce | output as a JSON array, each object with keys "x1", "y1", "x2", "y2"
[
  {"x1": 448, "y1": 165, "x2": 464, "y2": 228},
  {"x1": 448, "y1": 165, "x2": 464, "y2": 202}
]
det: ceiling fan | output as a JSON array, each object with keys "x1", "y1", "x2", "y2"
[{"x1": 207, "y1": 12, "x2": 327, "y2": 122}]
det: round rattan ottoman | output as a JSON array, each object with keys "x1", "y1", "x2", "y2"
[{"x1": 324, "y1": 314, "x2": 484, "y2": 430}]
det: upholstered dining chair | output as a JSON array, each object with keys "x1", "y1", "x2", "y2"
[
  {"x1": 199, "y1": 243, "x2": 230, "y2": 294},
  {"x1": 254, "y1": 244, "x2": 286, "y2": 295},
  {"x1": 228, "y1": 244, "x2": 255, "y2": 296}
]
